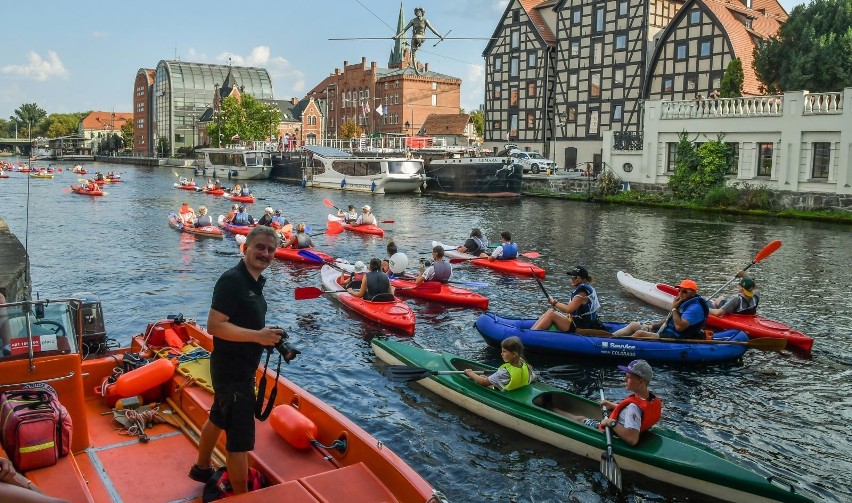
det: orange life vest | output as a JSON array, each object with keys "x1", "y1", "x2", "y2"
[{"x1": 601, "y1": 392, "x2": 662, "y2": 432}]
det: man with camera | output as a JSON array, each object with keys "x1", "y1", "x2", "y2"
[
  {"x1": 416, "y1": 245, "x2": 452, "y2": 285},
  {"x1": 189, "y1": 225, "x2": 284, "y2": 495}
]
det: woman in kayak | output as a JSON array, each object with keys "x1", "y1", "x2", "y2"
[
  {"x1": 481, "y1": 231, "x2": 518, "y2": 261},
  {"x1": 530, "y1": 265, "x2": 603, "y2": 331},
  {"x1": 223, "y1": 204, "x2": 239, "y2": 224},
  {"x1": 463, "y1": 336, "x2": 536, "y2": 391},
  {"x1": 231, "y1": 183, "x2": 242, "y2": 196},
  {"x1": 240, "y1": 183, "x2": 252, "y2": 197},
  {"x1": 280, "y1": 223, "x2": 312, "y2": 249},
  {"x1": 559, "y1": 360, "x2": 661, "y2": 446},
  {"x1": 194, "y1": 206, "x2": 213, "y2": 227},
  {"x1": 415, "y1": 245, "x2": 452, "y2": 285},
  {"x1": 709, "y1": 273, "x2": 759, "y2": 317},
  {"x1": 270, "y1": 210, "x2": 288, "y2": 228},
  {"x1": 458, "y1": 228, "x2": 488, "y2": 256},
  {"x1": 347, "y1": 258, "x2": 395, "y2": 301}
]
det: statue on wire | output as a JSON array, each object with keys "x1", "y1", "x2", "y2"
[{"x1": 394, "y1": 7, "x2": 444, "y2": 74}]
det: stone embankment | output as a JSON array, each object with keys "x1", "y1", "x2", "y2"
[{"x1": 0, "y1": 217, "x2": 30, "y2": 302}]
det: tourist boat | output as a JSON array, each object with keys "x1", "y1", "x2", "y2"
[
  {"x1": 0, "y1": 296, "x2": 443, "y2": 502},
  {"x1": 414, "y1": 148, "x2": 522, "y2": 197},
  {"x1": 167, "y1": 212, "x2": 224, "y2": 239},
  {"x1": 371, "y1": 339, "x2": 812, "y2": 503},
  {"x1": 301, "y1": 145, "x2": 425, "y2": 194},
  {"x1": 474, "y1": 312, "x2": 750, "y2": 363},
  {"x1": 616, "y1": 271, "x2": 814, "y2": 352},
  {"x1": 196, "y1": 147, "x2": 272, "y2": 181}
]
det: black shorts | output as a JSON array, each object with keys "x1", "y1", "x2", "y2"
[{"x1": 208, "y1": 380, "x2": 256, "y2": 452}]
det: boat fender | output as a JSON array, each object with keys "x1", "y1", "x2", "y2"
[
  {"x1": 270, "y1": 404, "x2": 317, "y2": 450},
  {"x1": 370, "y1": 180, "x2": 376, "y2": 192},
  {"x1": 111, "y1": 358, "x2": 177, "y2": 398},
  {"x1": 230, "y1": 170, "x2": 238, "y2": 178},
  {"x1": 340, "y1": 178, "x2": 346, "y2": 188}
]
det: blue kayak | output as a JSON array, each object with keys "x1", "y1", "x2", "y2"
[{"x1": 474, "y1": 312, "x2": 749, "y2": 363}]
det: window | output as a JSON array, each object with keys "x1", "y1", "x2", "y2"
[
  {"x1": 493, "y1": 84, "x2": 502, "y2": 99},
  {"x1": 510, "y1": 88, "x2": 519, "y2": 106},
  {"x1": 614, "y1": 68, "x2": 624, "y2": 85},
  {"x1": 616, "y1": 35, "x2": 627, "y2": 50},
  {"x1": 494, "y1": 57, "x2": 502, "y2": 71},
  {"x1": 700, "y1": 41, "x2": 711, "y2": 57},
  {"x1": 528, "y1": 82, "x2": 536, "y2": 96},
  {"x1": 590, "y1": 74, "x2": 601, "y2": 97},
  {"x1": 725, "y1": 142, "x2": 739, "y2": 175},
  {"x1": 595, "y1": 7, "x2": 605, "y2": 32},
  {"x1": 570, "y1": 41, "x2": 580, "y2": 57},
  {"x1": 812, "y1": 142, "x2": 831, "y2": 178},
  {"x1": 613, "y1": 104, "x2": 623, "y2": 121},
  {"x1": 527, "y1": 113, "x2": 535, "y2": 129},
  {"x1": 512, "y1": 9, "x2": 520, "y2": 23},
  {"x1": 568, "y1": 106, "x2": 576, "y2": 122},
  {"x1": 432, "y1": 82, "x2": 437, "y2": 90},
  {"x1": 690, "y1": 10, "x2": 701, "y2": 24},
  {"x1": 528, "y1": 52, "x2": 536, "y2": 67},
  {"x1": 569, "y1": 73, "x2": 578, "y2": 87},
  {"x1": 666, "y1": 142, "x2": 678, "y2": 172},
  {"x1": 663, "y1": 78, "x2": 673, "y2": 93},
  {"x1": 593, "y1": 41, "x2": 603, "y2": 64},
  {"x1": 572, "y1": 8, "x2": 582, "y2": 25},
  {"x1": 589, "y1": 110, "x2": 599, "y2": 135},
  {"x1": 619, "y1": 1, "x2": 628, "y2": 16},
  {"x1": 431, "y1": 94, "x2": 437, "y2": 106},
  {"x1": 757, "y1": 142, "x2": 773, "y2": 176},
  {"x1": 511, "y1": 30, "x2": 520, "y2": 50},
  {"x1": 510, "y1": 114, "x2": 518, "y2": 137},
  {"x1": 676, "y1": 43, "x2": 687, "y2": 60},
  {"x1": 510, "y1": 58, "x2": 519, "y2": 77}
]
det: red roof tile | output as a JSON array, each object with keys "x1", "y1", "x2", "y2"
[
  {"x1": 520, "y1": 0, "x2": 557, "y2": 45},
  {"x1": 420, "y1": 114, "x2": 471, "y2": 135},
  {"x1": 81, "y1": 111, "x2": 133, "y2": 131}
]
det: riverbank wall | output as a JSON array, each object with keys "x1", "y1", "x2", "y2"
[
  {"x1": 93, "y1": 155, "x2": 197, "y2": 168},
  {"x1": 0, "y1": 217, "x2": 30, "y2": 303}
]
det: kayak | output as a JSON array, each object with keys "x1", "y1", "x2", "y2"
[
  {"x1": 173, "y1": 182, "x2": 197, "y2": 191},
  {"x1": 390, "y1": 277, "x2": 489, "y2": 309},
  {"x1": 474, "y1": 312, "x2": 749, "y2": 363},
  {"x1": 225, "y1": 193, "x2": 256, "y2": 203},
  {"x1": 436, "y1": 241, "x2": 546, "y2": 279},
  {"x1": 104, "y1": 177, "x2": 122, "y2": 183},
  {"x1": 274, "y1": 246, "x2": 334, "y2": 264},
  {"x1": 217, "y1": 215, "x2": 257, "y2": 235},
  {"x1": 616, "y1": 271, "x2": 813, "y2": 353},
  {"x1": 327, "y1": 214, "x2": 384, "y2": 237},
  {"x1": 371, "y1": 339, "x2": 813, "y2": 503},
  {"x1": 320, "y1": 264, "x2": 416, "y2": 334},
  {"x1": 30, "y1": 172, "x2": 54, "y2": 179},
  {"x1": 201, "y1": 187, "x2": 225, "y2": 195},
  {"x1": 167, "y1": 212, "x2": 224, "y2": 239},
  {"x1": 70, "y1": 184, "x2": 105, "y2": 196}
]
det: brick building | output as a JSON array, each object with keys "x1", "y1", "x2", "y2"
[{"x1": 132, "y1": 69, "x2": 156, "y2": 154}]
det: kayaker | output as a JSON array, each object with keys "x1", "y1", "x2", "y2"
[
  {"x1": 463, "y1": 336, "x2": 536, "y2": 391},
  {"x1": 348, "y1": 258, "x2": 395, "y2": 301},
  {"x1": 416, "y1": 245, "x2": 452, "y2": 285},
  {"x1": 257, "y1": 207, "x2": 274, "y2": 227},
  {"x1": 232, "y1": 206, "x2": 255, "y2": 227},
  {"x1": 344, "y1": 261, "x2": 368, "y2": 290},
  {"x1": 280, "y1": 223, "x2": 312, "y2": 249},
  {"x1": 709, "y1": 273, "x2": 759, "y2": 317},
  {"x1": 178, "y1": 202, "x2": 196, "y2": 225},
  {"x1": 382, "y1": 241, "x2": 398, "y2": 274},
  {"x1": 224, "y1": 204, "x2": 239, "y2": 224},
  {"x1": 1, "y1": 456, "x2": 69, "y2": 503},
  {"x1": 270, "y1": 210, "x2": 288, "y2": 228},
  {"x1": 337, "y1": 204, "x2": 358, "y2": 223},
  {"x1": 94, "y1": 172, "x2": 104, "y2": 182},
  {"x1": 560, "y1": 359, "x2": 661, "y2": 446},
  {"x1": 356, "y1": 205, "x2": 378, "y2": 226},
  {"x1": 481, "y1": 231, "x2": 518, "y2": 261},
  {"x1": 240, "y1": 183, "x2": 251, "y2": 197},
  {"x1": 214, "y1": 179, "x2": 224, "y2": 190},
  {"x1": 613, "y1": 279, "x2": 709, "y2": 339},
  {"x1": 231, "y1": 183, "x2": 242, "y2": 196},
  {"x1": 530, "y1": 265, "x2": 603, "y2": 331},
  {"x1": 191, "y1": 226, "x2": 283, "y2": 494},
  {"x1": 195, "y1": 206, "x2": 213, "y2": 228},
  {"x1": 458, "y1": 228, "x2": 488, "y2": 256}
]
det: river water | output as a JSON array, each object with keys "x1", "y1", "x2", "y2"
[{"x1": 1, "y1": 159, "x2": 850, "y2": 502}]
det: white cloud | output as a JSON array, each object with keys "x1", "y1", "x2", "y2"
[
  {"x1": 463, "y1": 63, "x2": 485, "y2": 111},
  {"x1": 1, "y1": 51, "x2": 69, "y2": 81},
  {"x1": 215, "y1": 46, "x2": 306, "y2": 100}
]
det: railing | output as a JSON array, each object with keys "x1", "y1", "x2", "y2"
[
  {"x1": 661, "y1": 95, "x2": 783, "y2": 119},
  {"x1": 803, "y1": 92, "x2": 843, "y2": 114},
  {"x1": 613, "y1": 131, "x2": 643, "y2": 151}
]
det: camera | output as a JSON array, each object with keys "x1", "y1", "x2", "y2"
[{"x1": 269, "y1": 326, "x2": 300, "y2": 364}]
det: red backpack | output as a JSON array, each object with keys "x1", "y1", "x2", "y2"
[{"x1": 0, "y1": 383, "x2": 73, "y2": 471}]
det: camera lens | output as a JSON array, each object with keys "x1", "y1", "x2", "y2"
[{"x1": 274, "y1": 339, "x2": 300, "y2": 364}]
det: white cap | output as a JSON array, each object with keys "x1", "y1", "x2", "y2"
[
  {"x1": 353, "y1": 261, "x2": 367, "y2": 273},
  {"x1": 265, "y1": 207, "x2": 274, "y2": 214},
  {"x1": 362, "y1": 205, "x2": 371, "y2": 211}
]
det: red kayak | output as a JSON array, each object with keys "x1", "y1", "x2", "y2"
[
  {"x1": 327, "y1": 214, "x2": 384, "y2": 237},
  {"x1": 202, "y1": 188, "x2": 225, "y2": 195},
  {"x1": 390, "y1": 278, "x2": 489, "y2": 309},
  {"x1": 167, "y1": 212, "x2": 223, "y2": 239},
  {"x1": 220, "y1": 222, "x2": 256, "y2": 235},
  {"x1": 104, "y1": 177, "x2": 121, "y2": 183},
  {"x1": 174, "y1": 182, "x2": 197, "y2": 191},
  {"x1": 321, "y1": 265, "x2": 415, "y2": 334},
  {"x1": 224, "y1": 193, "x2": 255, "y2": 203},
  {"x1": 470, "y1": 258, "x2": 545, "y2": 279},
  {"x1": 274, "y1": 247, "x2": 334, "y2": 264},
  {"x1": 616, "y1": 271, "x2": 814, "y2": 352},
  {"x1": 71, "y1": 184, "x2": 104, "y2": 196}
]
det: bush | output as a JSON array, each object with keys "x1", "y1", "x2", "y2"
[
  {"x1": 596, "y1": 169, "x2": 622, "y2": 196},
  {"x1": 668, "y1": 132, "x2": 731, "y2": 201},
  {"x1": 736, "y1": 182, "x2": 775, "y2": 210},
  {"x1": 703, "y1": 185, "x2": 740, "y2": 207}
]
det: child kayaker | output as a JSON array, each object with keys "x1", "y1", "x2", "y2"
[{"x1": 464, "y1": 336, "x2": 536, "y2": 391}]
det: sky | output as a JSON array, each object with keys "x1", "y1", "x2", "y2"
[{"x1": 1, "y1": 0, "x2": 806, "y2": 121}]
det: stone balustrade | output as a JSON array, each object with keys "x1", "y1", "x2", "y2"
[
  {"x1": 803, "y1": 92, "x2": 843, "y2": 114},
  {"x1": 661, "y1": 95, "x2": 784, "y2": 119}
]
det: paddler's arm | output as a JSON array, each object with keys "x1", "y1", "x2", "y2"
[
  {"x1": 464, "y1": 368, "x2": 492, "y2": 387},
  {"x1": 601, "y1": 416, "x2": 640, "y2": 446},
  {"x1": 207, "y1": 308, "x2": 280, "y2": 346}
]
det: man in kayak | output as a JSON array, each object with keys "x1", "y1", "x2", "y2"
[
  {"x1": 270, "y1": 210, "x2": 288, "y2": 228},
  {"x1": 530, "y1": 265, "x2": 603, "y2": 331},
  {"x1": 280, "y1": 223, "x2": 312, "y2": 249},
  {"x1": 458, "y1": 228, "x2": 488, "y2": 256},
  {"x1": 709, "y1": 273, "x2": 759, "y2": 317},
  {"x1": 232, "y1": 206, "x2": 255, "y2": 227},
  {"x1": 464, "y1": 336, "x2": 536, "y2": 391},
  {"x1": 257, "y1": 207, "x2": 274, "y2": 227},
  {"x1": 559, "y1": 360, "x2": 661, "y2": 446},
  {"x1": 194, "y1": 206, "x2": 213, "y2": 228},
  {"x1": 356, "y1": 205, "x2": 377, "y2": 226},
  {"x1": 337, "y1": 204, "x2": 358, "y2": 223},
  {"x1": 381, "y1": 241, "x2": 404, "y2": 275},
  {"x1": 613, "y1": 279, "x2": 709, "y2": 339},
  {"x1": 415, "y1": 245, "x2": 452, "y2": 285},
  {"x1": 240, "y1": 183, "x2": 251, "y2": 197},
  {"x1": 191, "y1": 226, "x2": 283, "y2": 494},
  {"x1": 481, "y1": 231, "x2": 518, "y2": 261},
  {"x1": 347, "y1": 258, "x2": 395, "y2": 301}
]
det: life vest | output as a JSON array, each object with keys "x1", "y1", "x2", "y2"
[
  {"x1": 497, "y1": 242, "x2": 518, "y2": 260},
  {"x1": 233, "y1": 212, "x2": 250, "y2": 226},
  {"x1": 241, "y1": 188, "x2": 251, "y2": 196},
  {"x1": 343, "y1": 211, "x2": 357, "y2": 223},
  {"x1": 571, "y1": 283, "x2": 601, "y2": 322},
  {"x1": 430, "y1": 260, "x2": 452, "y2": 282},
  {"x1": 359, "y1": 214, "x2": 377, "y2": 226},
  {"x1": 667, "y1": 296, "x2": 709, "y2": 339},
  {"x1": 345, "y1": 272, "x2": 365, "y2": 290},
  {"x1": 601, "y1": 392, "x2": 662, "y2": 432},
  {"x1": 499, "y1": 361, "x2": 532, "y2": 391},
  {"x1": 732, "y1": 293, "x2": 760, "y2": 315},
  {"x1": 196, "y1": 215, "x2": 213, "y2": 227},
  {"x1": 271, "y1": 216, "x2": 287, "y2": 227},
  {"x1": 295, "y1": 233, "x2": 312, "y2": 249},
  {"x1": 224, "y1": 210, "x2": 237, "y2": 223},
  {"x1": 365, "y1": 271, "x2": 391, "y2": 300},
  {"x1": 467, "y1": 236, "x2": 488, "y2": 255}
]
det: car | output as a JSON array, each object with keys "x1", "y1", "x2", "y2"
[{"x1": 509, "y1": 150, "x2": 558, "y2": 174}]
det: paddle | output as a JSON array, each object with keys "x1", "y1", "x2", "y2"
[
  {"x1": 598, "y1": 371, "x2": 622, "y2": 490},
  {"x1": 380, "y1": 220, "x2": 395, "y2": 224},
  {"x1": 384, "y1": 364, "x2": 585, "y2": 383},
  {"x1": 656, "y1": 240, "x2": 783, "y2": 335},
  {"x1": 294, "y1": 282, "x2": 440, "y2": 300},
  {"x1": 572, "y1": 328, "x2": 788, "y2": 350},
  {"x1": 322, "y1": 198, "x2": 343, "y2": 213},
  {"x1": 531, "y1": 267, "x2": 552, "y2": 301},
  {"x1": 326, "y1": 220, "x2": 345, "y2": 235}
]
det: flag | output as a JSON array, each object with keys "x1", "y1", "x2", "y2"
[{"x1": 375, "y1": 104, "x2": 384, "y2": 116}]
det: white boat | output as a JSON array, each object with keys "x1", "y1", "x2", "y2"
[
  {"x1": 196, "y1": 147, "x2": 272, "y2": 181},
  {"x1": 302, "y1": 145, "x2": 424, "y2": 194}
]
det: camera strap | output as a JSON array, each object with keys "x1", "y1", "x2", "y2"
[{"x1": 254, "y1": 348, "x2": 280, "y2": 421}]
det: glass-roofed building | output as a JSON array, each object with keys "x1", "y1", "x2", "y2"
[{"x1": 148, "y1": 60, "x2": 273, "y2": 156}]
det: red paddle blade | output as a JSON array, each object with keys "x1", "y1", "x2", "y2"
[
  {"x1": 520, "y1": 252, "x2": 540, "y2": 259},
  {"x1": 294, "y1": 287, "x2": 325, "y2": 300},
  {"x1": 279, "y1": 223, "x2": 293, "y2": 234},
  {"x1": 753, "y1": 240, "x2": 782, "y2": 264},
  {"x1": 327, "y1": 220, "x2": 345, "y2": 235},
  {"x1": 322, "y1": 198, "x2": 335, "y2": 208}
]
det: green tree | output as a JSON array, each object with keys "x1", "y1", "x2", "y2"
[
  {"x1": 338, "y1": 119, "x2": 362, "y2": 139},
  {"x1": 668, "y1": 132, "x2": 731, "y2": 201},
  {"x1": 44, "y1": 113, "x2": 82, "y2": 137},
  {"x1": 469, "y1": 109, "x2": 484, "y2": 138},
  {"x1": 11, "y1": 103, "x2": 48, "y2": 137},
  {"x1": 157, "y1": 136, "x2": 170, "y2": 157},
  {"x1": 0, "y1": 118, "x2": 9, "y2": 137},
  {"x1": 120, "y1": 119, "x2": 134, "y2": 149},
  {"x1": 753, "y1": 0, "x2": 852, "y2": 93},
  {"x1": 206, "y1": 94, "x2": 281, "y2": 146},
  {"x1": 719, "y1": 58, "x2": 744, "y2": 98}
]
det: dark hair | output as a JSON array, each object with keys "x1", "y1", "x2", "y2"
[
  {"x1": 246, "y1": 225, "x2": 276, "y2": 246},
  {"x1": 432, "y1": 245, "x2": 444, "y2": 258},
  {"x1": 238, "y1": 205, "x2": 245, "y2": 212},
  {"x1": 387, "y1": 240, "x2": 398, "y2": 255},
  {"x1": 501, "y1": 231, "x2": 512, "y2": 241},
  {"x1": 369, "y1": 257, "x2": 382, "y2": 271},
  {"x1": 501, "y1": 336, "x2": 530, "y2": 367},
  {"x1": 470, "y1": 228, "x2": 482, "y2": 238}
]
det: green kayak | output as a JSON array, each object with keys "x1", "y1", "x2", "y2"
[{"x1": 371, "y1": 339, "x2": 812, "y2": 503}]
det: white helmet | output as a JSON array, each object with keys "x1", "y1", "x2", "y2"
[{"x1": 388, "y1": 253, "x2": 409, "y2": 274}]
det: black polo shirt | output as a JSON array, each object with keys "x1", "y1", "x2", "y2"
[{"x1": 210, "y1": 260, "x2": 267, "y2": 383}]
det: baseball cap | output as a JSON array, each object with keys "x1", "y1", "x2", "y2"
[
  {"x1": 353, "y1": 261, "x2": 367, "y2": 273},
  {"x1": 739, "y1": 277, "x2": 755, "y2": 290},
  {"x1": 677, "y1": 279, "x2": 699, "y2": 291},
  {"x1": 566, "y1": 265, "x2": 589, "y2": 279},
  {"x1": 618, "y1": 359, "x2": 653, "y2": 383},
  {"x1": 265, "y1": 207, "x2": 274, "y2": 214},
  {"x1": 362, "y1": 205, "x2": 371, "y2": 211}
]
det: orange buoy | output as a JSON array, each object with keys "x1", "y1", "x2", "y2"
[
  {"x1": 270, "y1": 404, "x2": 317, "y2": 450},
  {"x1": 112, "y1": 358, "x2": 176, "y2": 398}
]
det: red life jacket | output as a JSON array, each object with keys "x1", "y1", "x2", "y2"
[{"x1": 600, "y1": 392, "x2": 662, "y2": 432}]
